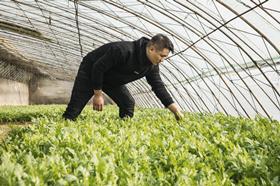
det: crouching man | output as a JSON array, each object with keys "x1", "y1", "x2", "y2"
[{"x1": 63, "y1": 34, "x2": 183, "y2": 121}]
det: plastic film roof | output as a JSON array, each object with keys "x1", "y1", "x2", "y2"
[{"x1": 0, "y1": 0, "x2": 279, "y2": 120}]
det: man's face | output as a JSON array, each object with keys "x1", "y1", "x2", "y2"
[{"x1": 147, "y1": 46, "x2": 170, "y2": 65}]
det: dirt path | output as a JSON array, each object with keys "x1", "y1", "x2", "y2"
[
  {"x1": 0, "y1": 122, "x2": 31, "y2": 142},
  {"x1": 0, "y1": 125, "x2": 12, "y2": 141}
]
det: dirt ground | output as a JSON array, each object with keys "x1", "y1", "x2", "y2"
[
  {"x1": 0, "y1": 125, "x2": 12, "y2": 141},
  {"x1": 0, "y1": 122, "x2": 30, "y2": 142}
]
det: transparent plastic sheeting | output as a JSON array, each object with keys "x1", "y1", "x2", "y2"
[{"x1": 0, "y1": 0, "x2": 279, "y2": 120}]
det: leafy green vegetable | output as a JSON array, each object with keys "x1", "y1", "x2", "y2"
[{"x1": 0, "y1": 105, "x2": 279, "y2": 185}]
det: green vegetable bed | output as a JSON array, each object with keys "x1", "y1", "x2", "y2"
[{"x1": 0, "y1": 105, "x2": 279, "y2": 185}]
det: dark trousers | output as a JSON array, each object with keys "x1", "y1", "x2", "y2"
[{"x1": 63, "y1": 68, "x2": 135, "y2": 120}]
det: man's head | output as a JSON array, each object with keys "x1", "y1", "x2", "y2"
[{"x1": 146, "y1": 34, "x2": 174, "y2": 65}]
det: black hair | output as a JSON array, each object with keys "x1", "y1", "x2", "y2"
[{"x1": 147, "y1": 34, "x2": 174, "y2": 53}]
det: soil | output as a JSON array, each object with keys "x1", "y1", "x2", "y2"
[{"x1": 0, "y1": 122, "x2": 31, "y2": 142}]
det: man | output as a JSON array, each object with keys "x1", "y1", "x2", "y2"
[{"x1": 63, "y1": 34, "x2": 183, "y2": 121}]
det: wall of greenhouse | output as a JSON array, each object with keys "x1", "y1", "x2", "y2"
[{"x1": 0, "y1": 0, "x2": 279, "y2": 120}]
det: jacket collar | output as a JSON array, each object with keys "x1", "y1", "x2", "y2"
[{"x1": 135, "y1": 37, "x2": 153, "y2": 67}]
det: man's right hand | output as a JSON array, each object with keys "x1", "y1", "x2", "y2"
[{"x1": 92, "y1": 90, "x2": 104, "y2": 111}]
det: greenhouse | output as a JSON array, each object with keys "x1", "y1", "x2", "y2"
[{"x1": 0, "y1": 0, "x2": 279, "y2": 185}]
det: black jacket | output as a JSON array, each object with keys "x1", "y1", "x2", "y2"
[{"x1": 81, "y1": 37, "x2": 174, "y2": 107}]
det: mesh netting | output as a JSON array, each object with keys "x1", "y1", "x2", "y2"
[{"x1": 0, "y1": 60, "x2": 33, "y2": 83}]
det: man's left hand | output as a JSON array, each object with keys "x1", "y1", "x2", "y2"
[
  {"x1": 168, "y1": 103, "x2": 183, "y2": 121},
  {"x1": 174, "y1": 111, "x2": 184, "y2": 121}
]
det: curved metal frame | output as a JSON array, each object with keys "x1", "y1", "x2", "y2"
[{"x1": 0, "y1": 0, "x2": 279, "y2": 120}]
